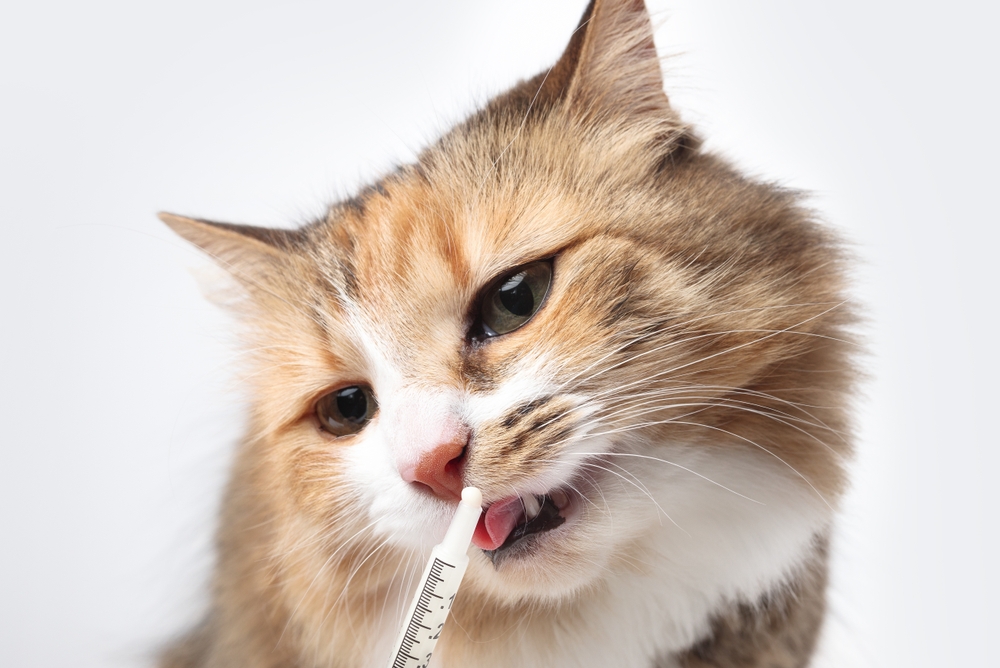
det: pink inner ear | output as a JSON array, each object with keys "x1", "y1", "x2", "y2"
[{"x1": 472, "y1": 496, "x2": 525, "y2": 550}]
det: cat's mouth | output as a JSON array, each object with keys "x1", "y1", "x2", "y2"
[{"x1": 472, "y1": 489, "x2": 572, "y2": 567}]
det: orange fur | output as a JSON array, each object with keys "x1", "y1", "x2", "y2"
[{"x1": 160, "y1": 1, "x2": 857, "y2": 666}]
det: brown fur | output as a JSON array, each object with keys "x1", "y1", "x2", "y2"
[
  {"x1": 675, "y1": 538, "x2": 830, "y2": 668},
  {"x1": 159, "y1": 1, "x2": 856, "y2": 666}
]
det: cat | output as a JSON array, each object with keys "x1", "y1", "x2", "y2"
[{"x1": 159, "y1": 1, "x2": 856, "y2": 666}]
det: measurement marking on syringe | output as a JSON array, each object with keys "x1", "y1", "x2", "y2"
[
  {"x1": 390, "y1": 558, "x2": 458, "y2": 668},
  {"x1": 387, "y1": 488, "x2": 482, "y2": 668}
]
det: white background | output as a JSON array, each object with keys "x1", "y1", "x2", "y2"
[{"x1": 1, "y1": 1, "x2": 996, "y2": 666}]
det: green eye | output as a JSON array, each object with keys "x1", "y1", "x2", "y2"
[
  {"x1": 478, "y1": 261, "x2": 553, "y2": 338},
  {"x1": 315, "y1": 385, "x2": 377, "y2": 437}
]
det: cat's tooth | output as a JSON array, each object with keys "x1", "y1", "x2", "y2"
[
  {"x1": 522, "y1": 494, "x2": 541, "y2": 520},
  {"x1": 550, "y1": 489, "x2": 569, "y2": 510}
]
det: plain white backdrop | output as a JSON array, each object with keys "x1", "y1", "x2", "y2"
[{"x1": 1, "y1": 1, "x2": 996, "y2": 666}]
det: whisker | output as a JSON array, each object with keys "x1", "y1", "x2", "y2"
[
  {"x1": 590, "y1": 395, "x2": 846, "y2": 460},
  {"x1": 538, "y1": 457, "x2": 684, "y2": 534},
  {"x1": 562, "y1": 302, "x2": 850, "y2": 404},
  {"x1": 275, "y1": 516, "x2": 382, "y2": 650},
  {"x1": 567, "y1": 451, "x2": 763, "y2": 505},
  {"x1": 326, "y1": 533, "x2": 398, "y2": 626},
  {"x1": 596, "y1": 419, "x2": 833, "y2": 510},
  {"x1": 557, "y1": 301, "x2": 849, "y2": 395}
]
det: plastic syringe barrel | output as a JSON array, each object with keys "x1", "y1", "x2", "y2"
[{"x1": 386, "y1": 487, "x2": 482, "y2": 668}]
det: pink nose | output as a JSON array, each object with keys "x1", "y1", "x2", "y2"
[{"x1": 403, "y1": 436, "x2": 467, "y2": 502}]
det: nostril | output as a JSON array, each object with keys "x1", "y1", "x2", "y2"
[{"x1": 445, "y1": 445, "x2": 467, "y2": 477}]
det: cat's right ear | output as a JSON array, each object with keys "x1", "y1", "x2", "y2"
[
  {"x1": 540, "y1": 0, "x2": 675, "y2": 125},
  {"x1": 159, "y1": 212, "x2": 301, "y2": 293}
]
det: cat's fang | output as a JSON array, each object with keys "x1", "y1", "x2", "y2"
[
  {"x1": 522, "y1": 494, "x2": 541, "y2": 520},
  {"x1": 550, "y1": 489, "x2": 569, "y2": 510}
]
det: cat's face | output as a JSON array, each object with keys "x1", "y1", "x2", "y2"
[{"x1": 164, "y1": 0, "x2": 852, "y2": 608}]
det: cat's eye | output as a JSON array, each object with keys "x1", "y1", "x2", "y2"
[
  {"x1": 476, "y1": 261, "x2": 553, "y2": 339},
  {"x1": 315, "y1": 385, "x2": 377, "y2": 437}
]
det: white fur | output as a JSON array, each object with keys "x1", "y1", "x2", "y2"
[{"x1": 442, "y1": 446, "x2": 827, "y2": 667}]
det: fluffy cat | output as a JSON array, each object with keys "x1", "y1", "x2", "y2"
[{"x1": 159, "y1": 1, "x2": 856, "y2": 666}]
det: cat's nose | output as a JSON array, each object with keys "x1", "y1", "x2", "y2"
[{"x1": 402, "y1": 434, "x2": 468, "y2": 502}]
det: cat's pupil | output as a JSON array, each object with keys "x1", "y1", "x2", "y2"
[
  {"x1": 336, "y1": 386, "x2": 368, "y2": 422},
  {"x1": 498, "y1": 272, "x2": 534, "y2": 316}
]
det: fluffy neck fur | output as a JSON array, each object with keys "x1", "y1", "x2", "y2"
[{"x1": 160, "y1": 2, "x2": 855, "y2": 667}]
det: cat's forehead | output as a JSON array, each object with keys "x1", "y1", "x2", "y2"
[
  {"x1": 299, "y1": 159, "x2": 588, "y2": 381},
  {"x1": 319, "y1": 169, "x2": 583, "y2": 307}
]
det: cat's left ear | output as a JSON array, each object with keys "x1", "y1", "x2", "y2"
[{"x1": 159, "y1": 212, "x2": 301, "y2": 293}]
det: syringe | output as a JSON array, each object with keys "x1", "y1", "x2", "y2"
[{"x1": 387, "y1": 487, "x2": 483, "y2": 668}]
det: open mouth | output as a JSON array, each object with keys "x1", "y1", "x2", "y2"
[{"x1": 472, "y1": 489, "x2": 571, "y2": 566}]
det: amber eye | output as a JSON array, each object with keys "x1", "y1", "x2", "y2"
[
  {"x1": 477, "y1": 261, "x2": 553, "y2": 339},
  {"x1": 315, "y1": 385, "x2": 377, "y2": 437}
]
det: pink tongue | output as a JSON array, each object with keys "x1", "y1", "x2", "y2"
[{"x1": 472, "y1": 496, "x2": 524, "y2": 550}]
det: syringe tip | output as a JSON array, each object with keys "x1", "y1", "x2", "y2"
[{"x1": 461, "y1": 486, "x2": 482, "y2": 508}]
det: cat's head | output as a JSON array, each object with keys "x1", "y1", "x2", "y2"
[{"x1": 164, "y1": 0, "x2": 853, "y2": 605}]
